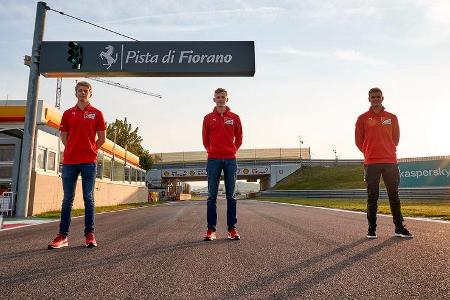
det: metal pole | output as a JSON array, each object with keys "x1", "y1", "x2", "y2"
[
  {"x1": 56, "y1": 78, "x2": 62, "y2": 175},
  {"x1": 111, "y1": 127, "x2": 117, "y2": 181},
  {"x1": 16, "y1": 2, "x2": 47, "y2": 217},
  {"x1": 299, "y1": 136, "x2": 303, "y2": 167},
  {"x1": 55, "y1": 77, "x2": 62, "y2": 109},
  {"x1": 333, "y1": 148, "x2": 338, "y2": 165},
  {"x1": 124, "y1": 144, "x2": 127, "y2": 182}
]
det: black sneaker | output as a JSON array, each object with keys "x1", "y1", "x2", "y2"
[
  {"x1": 395, "y1": 225, "x2": 413, "y2": 238},
  {"x1": 367, "y1": 226, "x2": 377, "y2": 239}
]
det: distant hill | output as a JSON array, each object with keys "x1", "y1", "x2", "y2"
[{"x1": 274, "y1": 165, "x2": 386, "y2": 190}]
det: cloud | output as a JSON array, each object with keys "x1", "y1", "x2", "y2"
[
  {"x1": 104, "y1": 6, "x2": 286, "y2": 25},
  {"x1": 122, "y1": 23, "x2": 223, "y2": 33},
  {"x1": 275, "y1": 47, "x2": 327, "y2": 58},
  {"x1": 413, "y1": 0, "x2": 450, "y2": 46},
  {"x1": 95, "y1": 6, "x2": 285, "y2": 34},
  {"x1": 299, "y1": 2, "x2": 379, "y2": 21},
  {"x1": 332, "y1": 49, "x2": 388, "y2": 66},
  {"x1": 266, "y1": 46, "x2": 389, "y2": 66}
]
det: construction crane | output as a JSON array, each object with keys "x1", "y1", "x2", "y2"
[
  {"x1": 25, "y1": 54, "x2": 162, "y2": 109},
  {"x1": 54, "y1": 77, "x2": 162, "y2": 110},
  {"x1": 55, "y1": 77, "x2": 62, "y2": 109},
  {"x1": 28, "y1": 5, "x2": 163, "y2": 107},
  {"x1": 86, "y1": 77, "x2": 162, "y2": 99}
]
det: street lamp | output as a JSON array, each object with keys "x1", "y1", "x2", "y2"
[
  {"x1": 333, "y1": 148, "x2": 338, "y2": 164},
  {"x1": 299, "y1": 136, "x2": 304, "y2": 164}
]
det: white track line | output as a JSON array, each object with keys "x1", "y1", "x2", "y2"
[
  {"x1": 252, "y1": 200, "x2": 450, "y2": 224},
  {"x1": 0, "y1": 202, "x2": 173, "y2": 231}
]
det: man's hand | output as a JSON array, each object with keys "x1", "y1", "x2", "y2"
[{"x1": 96, "y1": 131, "x2": 106, "y2": 149}]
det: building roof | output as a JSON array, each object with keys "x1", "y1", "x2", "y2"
[{"x1": 0, "y1": 100, "x2": 140, "y2": 167}]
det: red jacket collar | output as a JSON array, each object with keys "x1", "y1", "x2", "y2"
[
  {"x1": 368, "y1": 106, "x2": 385, "y2": 115},
  {"x1": 213, "y1": 106, "x2": 230, "y2": 115},
  {"x1": 74, "y1": 103, "x2": 92, "y2": 111}
]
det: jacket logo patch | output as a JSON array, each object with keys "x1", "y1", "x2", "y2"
[
  {"x1": 224, "y1": 119, "x2": 234, "y2": 125},
  {"x1": 84, "y1": 112, "x2": 96, "y2": 119},
  {"x1": 382, "y1": 119, "x2": 391, "y2": 125}
]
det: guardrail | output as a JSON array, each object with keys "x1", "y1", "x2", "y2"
[
  {"x1": 258, "y1": 188, "x2": 450, "y2": 200},
  {"x1": 152, "y1": 148, "x2": 311, "y2": 163},
  {"x1": 153, "y1": 156, "x2": 450, "y2": 169},
  {"x1": 153, "y1": 159, "x2": 363, "y2": 170},
  {"x1": 301, "y1": 159, "x2": 362, "y2": 166}
]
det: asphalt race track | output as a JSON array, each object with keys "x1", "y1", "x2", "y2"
[{"x1": 1, "y1": 200, "x2": 449, "y2": 299}]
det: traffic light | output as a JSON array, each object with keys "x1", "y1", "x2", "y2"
[{"x1": 67, "y1": 42, "x2": 82, "y2": 69}]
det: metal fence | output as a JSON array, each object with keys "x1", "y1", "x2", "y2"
[
  {"x1": 152, "y1": 152, "x2": 450, "y2": 166},
  {"x1": 152, "y1": 148, "x2": 311, "y2": 163},
  {"x1": 0, "y1": 192, "x2": 15, "y2": 216},
  {"x1": 258, "y1": 188, "x2": 450, "y2": 200},
  {"x1": 398, "y1": 155, "x2": 450, "y2": 162}
]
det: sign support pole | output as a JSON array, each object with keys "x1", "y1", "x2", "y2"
[{"x1": 16, "y1": 2, "x2": 47, "y2": 217}]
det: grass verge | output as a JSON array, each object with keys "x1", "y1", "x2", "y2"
[
  {"x1": 274, "y1": 165, "x2": 376, "y2": 190},
  {"x1": 190, "y1": 196, "x2": 207, "y2": 201},
  {"x1": 256, "y1": 198, "x2": 450, "y2": 221},
  {"x1": 36, "y1": 201, "x2": 164, "y2": 219}
]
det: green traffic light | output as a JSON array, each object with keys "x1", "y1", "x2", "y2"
[{"x1": 67, "y1": 41, "x2": 82, "y2": 69}]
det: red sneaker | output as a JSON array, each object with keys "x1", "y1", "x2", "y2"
[
  {"x1": 227, "y1": 228, "x2": 241, "y2": 240},
  {"x1": 204, "y1": 229, "x2": 216, "y2": 241},
  {"x1": 48, "y1": 234, "x2": 68, "y2": 249},
  {"x1": 85, "y1": 232, "x2": 97, "y2": 248}
]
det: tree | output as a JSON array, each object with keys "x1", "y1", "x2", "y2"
[
  {"x1": 106, "y1": 118, "x2": 153, "y2": 170},
  {"x1": 106, "y1": 117, "x2": 142, "y2": 154},
  {"x1": 138, "y1": 149, "x2": 153, "y2": 171}
]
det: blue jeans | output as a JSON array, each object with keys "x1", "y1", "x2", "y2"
[
  {"x1": 206, "y1": 158, "x2": 237, "y2": 231},
  {"x1": 59, "y1": 163, "x2": 96, "y2": 236}
]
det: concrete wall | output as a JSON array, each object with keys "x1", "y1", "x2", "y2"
[
  {"x1": 260, "y1": 177, "x2": 271, "y2": 191},
  {"x1": 29, "y1": 171, "x2": 148, "y2": 215},
  {"x1": 269, "y1": 164, "x2": 301, "y2": 188}
]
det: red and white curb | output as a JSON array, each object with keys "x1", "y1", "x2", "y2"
[{"x1": 0, "y1": 218, "x2": 57, "y2": 231}]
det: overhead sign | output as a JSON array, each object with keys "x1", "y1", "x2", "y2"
[
  {"x1": 399, "y1": 159, "x2": 450, "y2": 187},
  {"x1": 238, "y1": 166, "x2": 270, "y2": 175},
  {"x1": 163, "y1": 169, "x2": 207, "y2": 178},
  {"x1": 161, "y1": 166, "x2": 270, "y2": 178},
  {"x1": 39, "y1": 41, "x2": 255, "y2": 77}
]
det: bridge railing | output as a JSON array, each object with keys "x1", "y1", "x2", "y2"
[{"x1": 152, "y1": 148, "x2": 311, "y2": 164}]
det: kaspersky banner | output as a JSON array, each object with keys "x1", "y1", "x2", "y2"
[
  {"x1": 399, "y1": 159, "x2": 450, "y2": 187},
  {"x1": 39, "y1": 41, "x2": 255, "y2": 77}
]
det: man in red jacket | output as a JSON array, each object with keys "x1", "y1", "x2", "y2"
[
  {"x1": 202, "y1": 88, "x2": 243, "y2": 241},
  {"x1": 355, "y1": 87, "x2": 412, "y2": 239},
  {"x1": 48, "y1": 81, "x2": 106, "y2": 249}
]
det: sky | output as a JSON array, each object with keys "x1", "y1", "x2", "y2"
[{"x1": 1, "y1": 0, "x2": 450, "y2": 160}]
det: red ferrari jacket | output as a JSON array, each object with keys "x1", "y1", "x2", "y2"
[
  {"x1": 202, "y1": 106, "x2": 243, "y2": 159},
  {"x1": 355, "y1": 107, "x2": 400, "y2": 164}
]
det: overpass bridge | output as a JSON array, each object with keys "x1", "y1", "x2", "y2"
[
  {"x1": 148, "y1": 148, "x2": 311, "y2": 190},
  {"x1": 148, "y1": 150, "x2": 450, "y2": 192}
]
